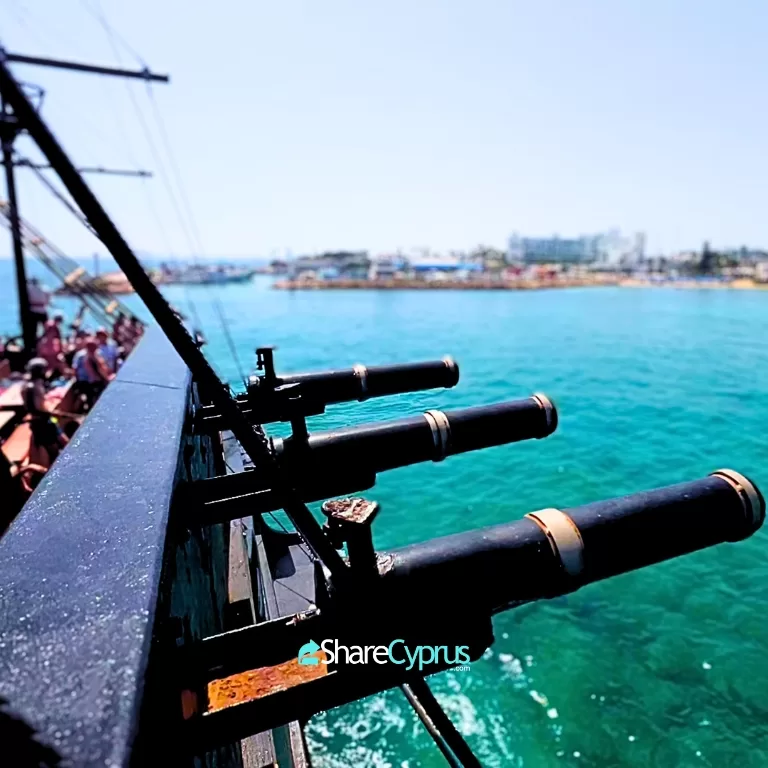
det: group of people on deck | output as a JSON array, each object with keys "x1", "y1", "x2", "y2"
[
  {"x1": 18, "y1": 278, "x2": 142, "y2": 395},
  {"x1": 0, "y1": 281, "x2": 146, "y2": 470},
  {"x1": 21, "y1": 318, "x2": 144, "y2": 465},
  {"x1": 34, "y1": 311, "x2": 144, "y2": 407}
]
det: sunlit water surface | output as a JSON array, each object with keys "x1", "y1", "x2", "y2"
[{"x1": 4, "y1": 270, "x2": 768, "y2": 767}]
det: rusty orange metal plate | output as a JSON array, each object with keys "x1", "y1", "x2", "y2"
[{"x1": 207, "y1": 650, "x2": 328, "y2": 712}]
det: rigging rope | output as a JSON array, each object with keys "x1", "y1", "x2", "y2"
[
  {"x1": 6, "y1": 0, "x2": 63, "y2": 52},
  {"x1": 74, "y1": 1, "x2": 346, "y2": 602},
  {"x1": 82, "y1": 1, "x2": 147, "y2": 68},
  {"x1": 79, "y1": 0, "x2": 206, "y2": 340},
  {"x1": 3, "y1": 1, "x2": 204, "y2": 333},
  {"x1": 84, "y1": 0, "x2": 248, "y2": 387},
  {"x1": 0, "y1": 200, "x2": 136, "y2": 327},
  {"x1": 144, "y1": 85, "x2": 248, "y2": 386},
  {"x1": 75, "y1": 24, "x2": 203, "y2": 331},
  {"x1": 22, "y1": 159, "x2": 98, "y2": 238}
]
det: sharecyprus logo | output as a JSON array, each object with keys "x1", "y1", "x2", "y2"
[
  {"x1": 298, "y1": 639, "x2": 322, "y2": 665},
  {"x1": 296, "y1": 639, "x2": 471, "y2": 672}
]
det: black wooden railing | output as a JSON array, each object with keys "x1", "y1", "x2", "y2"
[{"x1": 0, "y1": 329, "x2": 243, "y2": 767}]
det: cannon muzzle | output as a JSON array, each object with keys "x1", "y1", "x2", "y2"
[
  {"x1": 186, "y1": 470, "x2": 764, "y2": 748},
  {"x1": 197, "y1": 357, "x2": 461, "y2": 430},
  {"x1": 272, "y1": 394, "x2": 557, "y2": 475},
  {"x1": 256, "y1": 357, "x2": 460, "y2": 406},
  {"x1": 380, "y1": 469, "x2": 764, "y2": 614}
]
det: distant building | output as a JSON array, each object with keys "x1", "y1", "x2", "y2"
[
  {"x1": 369, "y1": 254, "x2": 408, "y2": 279},
  {"x1": 633, "y1": 232, "x2": 647, "y2": 262},
  {"x1": 411, "y1": 260, "x2": 483, "y2": 276},
  {"x1": 289, "y1": 256, "x2": 336, "y2": 278},
  {"x1": 508, "y1": 230, "x2": 643, "y2": 265},
  {"x1": 508, "y1": 234, "x2": 602, "y2": 264},
  {"x1": 290, "y1": 251, "x2": 369, "y2": 280}
]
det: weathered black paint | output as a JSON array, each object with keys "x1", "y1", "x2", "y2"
[
  {"x1": 182, "y1": 471, "x2": 765, "y2": 752},
  {"x1": 385, "y1": 472, "x2": 766, "y2": 614},
  {"x1": 272, "y1": 395, "x2": 556, "y2": 475},
  {"x1": 2, "y1": 50, "x2": 170, "y2": 82},
  {"x1": 198, "y1": 357, "x2": 460, "y2": 429},
  {"x1": 0, "y1": 331, "x2": 232, "y2": 768}
]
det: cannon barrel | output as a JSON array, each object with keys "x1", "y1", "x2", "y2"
[
  {"x1": 183, "y1": 470, "x2": 764, "y2": 717},
  {"x1": 189, "y1": 395, "x2": 557, "y2": 521},
  {"x1": 379, "y1": 470, "x2": 764, "y2": 614},
  {"x1": 272, "y1": 394, "x2": 557, "y2": 475},
  {"x1": 258, "y1": 357, "x2": 460, "y2": 405},
  {"x1": 192, "y1": 357, "x2": 462, "y2": 429}
]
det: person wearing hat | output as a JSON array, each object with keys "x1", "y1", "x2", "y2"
[{"x1": 22, "y1": 357, "x2": 68, "y2": 465}]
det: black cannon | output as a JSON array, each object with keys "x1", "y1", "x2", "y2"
[
  {"x1": 183, "y1": 468, "x2": 764, "y2": 751},
  {"x1": 188, "y1": 394, "x2": 557, "y2": 525},
  {"x1": 195, "y1": 348, "x2": 461, "y2": 431}
]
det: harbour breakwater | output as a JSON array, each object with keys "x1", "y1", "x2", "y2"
[
  {"x1": 274, "y1": 277, "x2": 768, "y2": 291},
  {"x1": 621, "y1": 278, "x2": 768, "y2": 290},
  {"x1": 273, "y1": 277, "x2": 619, "y2": 291},
  {"x1": 55, "y1": 273, "x2": 768, "y2": 297}
]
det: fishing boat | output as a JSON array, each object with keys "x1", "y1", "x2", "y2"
[
  {"x1": 157, "y1": 263, "x2": 256, "y2": 285},
  {"x1": 0, "y1": 39, "x2": 764, "y2": 768}
]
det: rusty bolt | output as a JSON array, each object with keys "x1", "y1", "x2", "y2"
[
  {"x1": 321, "y1": 498, "x2": 380, "y2": 577},
  {"x1": 322, "y1": 497, "x2": 380, "y2": 528}
]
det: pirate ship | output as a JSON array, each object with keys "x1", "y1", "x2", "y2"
[{"x1": 0, "y1": 45, "x2": 763, "y2": 768}]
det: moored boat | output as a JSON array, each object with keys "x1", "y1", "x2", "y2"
[{"x1": 155, "y1": 263, "x2": 256, "y2": 285}]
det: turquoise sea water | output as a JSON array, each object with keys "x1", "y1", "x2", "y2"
[{"x1": 4, "y1": 270, "x2": 768, "y2": 767}]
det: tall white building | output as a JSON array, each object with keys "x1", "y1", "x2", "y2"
[{"x1": 508, "y1": 230, "x2": 645, "y2": 264}]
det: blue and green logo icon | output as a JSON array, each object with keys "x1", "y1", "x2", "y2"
[
  {"x1": 298, "y1": 639, "x2": 322, "y2": 665},
  {"x1": 297, "y1": 638, "x2": 471, "y2": 671}
]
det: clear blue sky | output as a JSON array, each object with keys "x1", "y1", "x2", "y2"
[{"x1": 1, "y1": 0, "x2": 766, "y2": 259}]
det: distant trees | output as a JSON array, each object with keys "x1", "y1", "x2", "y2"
[
  {"x1": 698, "y1": 241, "x2": 716, "y2": 274},
  {"x1": 697, "y1": 241, "x2": 738, "y2": 275}
]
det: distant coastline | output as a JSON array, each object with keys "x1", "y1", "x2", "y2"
[
  {"x1": 52, "y1": 272, "x2": 768, "y2": 296},
  {"x1": 620, "y1": 278, "x2": 768, "y2": 291},
  {"x1": 272, "y1": 277, "x2": 619, "y2": 291},
  {"x1": 272, "y1": 276, "x2": 768, "y2": 292}
]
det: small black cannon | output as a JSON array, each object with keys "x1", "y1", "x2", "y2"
[
  {"x1": 179, "y1": 347, "x2": 764, "y2": 758},
  {"x1": 181, "y1": 465, "x2": 763, "y2": 751}
]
